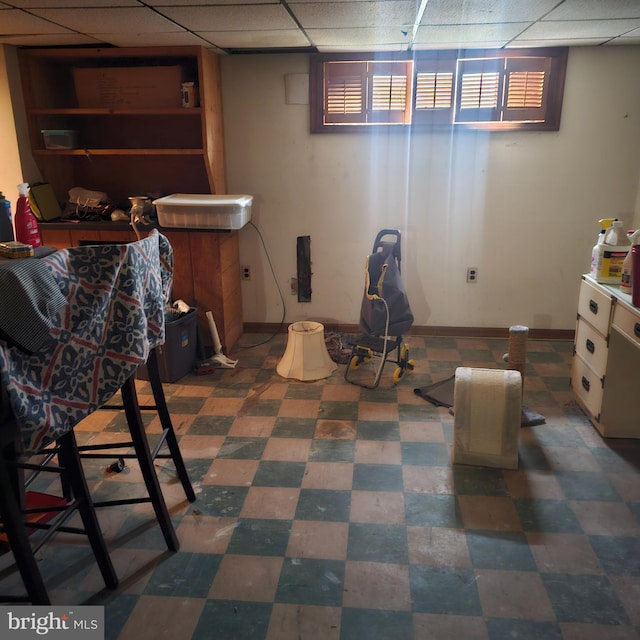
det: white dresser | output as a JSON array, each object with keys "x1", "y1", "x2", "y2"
[{"x1": 571, "y1": 274, "x2": 640, "y2": 438}]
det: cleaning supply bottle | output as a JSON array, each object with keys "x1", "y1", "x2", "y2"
[
  {"x1": 0, "y1": 192, "x2": 13, "y2": 242},
  {"x1": 14, "y1": 183, "x2": 41, "y2": 248},
  {"x1": 593, "y1": 219, "x2": 630, "y2": 284},
  {"x1": 589, "y1": 229, "x2": 606, "y2": 278},
  {"x1": 620, "y1": 229, "x2": 640, "y2": 293},
  {"x1": 589, "y1": 218, "x2": 616, "y2": 279}
]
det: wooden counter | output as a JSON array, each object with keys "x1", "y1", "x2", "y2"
[{"x1": 39, "y1": 222, "x2": 242, "y2": 353}]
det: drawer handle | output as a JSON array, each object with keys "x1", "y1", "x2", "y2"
[
  {"x1": 586, "y1": 338, "x2": 595, "y2": 353},
  {"x1": 589, "y1": 299, "x2": 598, "y2": 314},
  {"x1": 635, "y1": 322, "x2": 640, "y2": 339},
  {"x1": 581, "y1": 376, "x2": 590, "y2": 392}
]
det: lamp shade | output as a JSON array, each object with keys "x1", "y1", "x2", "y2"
[{"x1": 276, "y1": 321, "x2": 337, "y2": 381}]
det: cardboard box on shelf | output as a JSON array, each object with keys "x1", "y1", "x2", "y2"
[{"x1": 73, "y1": 65, "x2": 183, "y2": 109}]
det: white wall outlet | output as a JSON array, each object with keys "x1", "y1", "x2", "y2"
[{"x1": 467, "y1": 267, "x2": 478, "y2": 282}]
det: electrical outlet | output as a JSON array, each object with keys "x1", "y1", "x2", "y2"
[
  {"x1": 241, "y1": 265, "x2": 251, "y2": 280},
  {"x1": 466, "y1": 267, "x2": 478, "y2": 282}
]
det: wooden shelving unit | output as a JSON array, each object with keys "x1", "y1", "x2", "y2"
[
  {"x1": 19, "y1": 46, "x2": 243, "y2": 352},
  {"x1": 18, "y1": 45, "x2": 226, "y2": 204}
]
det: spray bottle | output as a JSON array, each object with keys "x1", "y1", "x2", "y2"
[
  {"x1": 0, "y1": 192, "x2": 13, "y2": 242},
  {"x1": 589, "y1": 218, "x2": 616, "y2": 279},
  {"x1": 620, "y1": 229, "x2": 640, "y2": 293},
  {"x1": 14, "y1": 183, "x2": 42, "y2": 248}
]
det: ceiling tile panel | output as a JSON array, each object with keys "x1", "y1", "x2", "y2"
[
  {"x1": 617, "y1": 25, "x2": 640, "y2": 40},
  {"x1": 521, "y1": 18, "x2": 640, "y2": 40},
  {"x1": 420, "y1": 0, "x2": 561, "y2": 25},
  {"x1": 415, "y1": 21, "x2": 528, "y2": 45},
  {"x1": 0, "y1": 33, "x2": 101, "y2": 45},
  {"x1": 6, "y1": 0, "x2": 140, "y2": 6},
  {"x1": 29, "y1": 7, "x2": 183, "y2": 33},
  {"x1": 94, "y1": 30, "x2": 214, "y2": 48},
  {"x1": 0, "y1": 7, "x2": 74, "y2": 33},
  {"x1": 509, "y1": 37, "x2": 610, "y2": 47},
  {"x1": 307, "y1": 26, "x2": 411, "y2": 48},
  {"x1": 198, "y1": 29, "x2": 310, "y2": 48},
  {"x1": 147, "y1": 0, "x2": 273, "y2": 5},
  {"x1": 156, "y1": 4, "x2": 297, "y2": 31},
  {"x1": 544, "y1": 0, "x2": 640, "y2": 21},
  {"x1": 291, "y1": 1, "x2": 415, "y2": 29}
]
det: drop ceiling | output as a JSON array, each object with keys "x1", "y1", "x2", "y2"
[{"x1": 1, "y1": 0, "x2": 639, "y2": 53}]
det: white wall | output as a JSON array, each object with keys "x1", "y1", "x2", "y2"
[
  {"x1": 1, "y1": 45, "x2": 42, "y2": 214},
  {"x1": 3, "y1": 44, "x2": 640, "y2": 331},
  {"x1": 0, "y1": 46, "x2": 25, "y2": 216},
  {"x1": 221, "y1": 46, "x2": 640, "y2": 331}
]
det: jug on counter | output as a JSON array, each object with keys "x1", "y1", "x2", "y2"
[
  {"x1": 590, "y1": 219, "x2": 629, "y2": 284},
  {"x1": 621, "y1": 229, "x2": 640, "y2": 294},
  {"x1": 14, "y1": 183, "x2": 41, "y2": 248}
]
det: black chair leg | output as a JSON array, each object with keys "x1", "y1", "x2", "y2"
[
  {"x1": 119, "y1": 376, "x2": 180, "y2": 552},
  {"x1": 146, "y1": 349, "x2": 196, "y2": 503},
  {"x1": 57, "y1": 431, "x2": 118, "y2": 590},
  {"x1": 0, "y1": 445, "x2": 50, "y2": 604}
]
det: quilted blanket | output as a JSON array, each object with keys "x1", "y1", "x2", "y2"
[{"x1": 0, "y1": 230, "x2": 173, "y2": 455}]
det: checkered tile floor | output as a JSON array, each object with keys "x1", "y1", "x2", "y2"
[{"x1": 2, "y1": 335, "x2": 640, "y2": 639}]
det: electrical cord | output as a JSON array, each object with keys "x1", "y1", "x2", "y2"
[{"x1": 234, "y1": 221, "x2": 287, "y2": 350}]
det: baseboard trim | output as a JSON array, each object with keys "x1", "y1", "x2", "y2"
[{"x1": 242, "y1": 322, "x2": 574, "y2": 341}]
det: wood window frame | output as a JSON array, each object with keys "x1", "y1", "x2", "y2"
[{"x1": 310, "y1": 48, "x2": 568, "y2": 133}]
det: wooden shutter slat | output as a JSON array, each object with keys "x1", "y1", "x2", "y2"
[
  {"x1": 503, "y1": 57, "x2": 551, "y2": 122},
  {"x1": 412, "y1": 57, "x2": 456, "y2": 125},
  {"x1": 367, "y1": 61, "x2": 411, "y2": 124},
  {"x1": 415, "y1": 72, "x2": 453, "y2": 110},
  {"x1": 455, "y1": 58, "x2": 503, "y2": 123},
  {"x1": 371, "y1": 74, "x2": 408, "y2": 111},
  {"x1": 459, "y1": 72, "x2": 500, "y2": 109},
  {"x1": 324, "y1": 61, "x2": 366, "y2": 124}
]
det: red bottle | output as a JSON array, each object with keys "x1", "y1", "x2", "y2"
[
  {"x1": 14, "y1": 183, "x2": 41, "y2": 248},
  {"x1": 632, "y1": 246, "x2": 640, "y2": 308}
]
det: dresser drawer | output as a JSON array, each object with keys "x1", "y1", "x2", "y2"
[
  {"x1": 571, "y1": 353, "x2": 604, "y2": 420},
  {"x1": 574, "y1": 318, "x2": 608, "y2": 376},
  {"x1": 577, "y1": 278, "x2": 614, "y2": 336},
  {"x1": 611, "y1": 303, "x2": 640, "y2": 349}
]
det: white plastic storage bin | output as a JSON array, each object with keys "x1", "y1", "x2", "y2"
[{"x1": 153, "y1": 194, "x2": 252, "y2": 230}]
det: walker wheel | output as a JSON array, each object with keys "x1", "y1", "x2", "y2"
[
  {"x1": 350, "y1": 346, "x2": 372, "y2": 370},
  {"x1": 393, "y1": 367, "x2": 405, "y2": 383},
  {"x1": 349, "y1": 354, "x2": 371, "y2": 370},
  {"x1": 407, "y1": 359, "x2": 415, "y2": 372}
]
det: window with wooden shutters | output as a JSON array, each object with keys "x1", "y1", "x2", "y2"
[
  {"x1": 456, "y1": 56, "x2": 553, "y2": 124},
  {"x1": 368, "y1": 61, "x2": 411, "y2": 124},
  {"x1": 455, "y1": 58, "x2": 503, "y2": 122},
  {"x1": 503, "y1": 57, "x2": 551, "y2": 122},
  {"x1": 325, "y1": 61, "x2": 366, "y2": 124},
  {"x1": 310, "y1": 48, "x2": 567, "y2": 132},
  {"x1": 413, "y1": 57, "x2": 456, "y2": 125}
]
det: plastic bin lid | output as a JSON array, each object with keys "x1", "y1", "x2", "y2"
[{"x1": 153, "y1": 194, "x2": 253, "y2": 207}]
